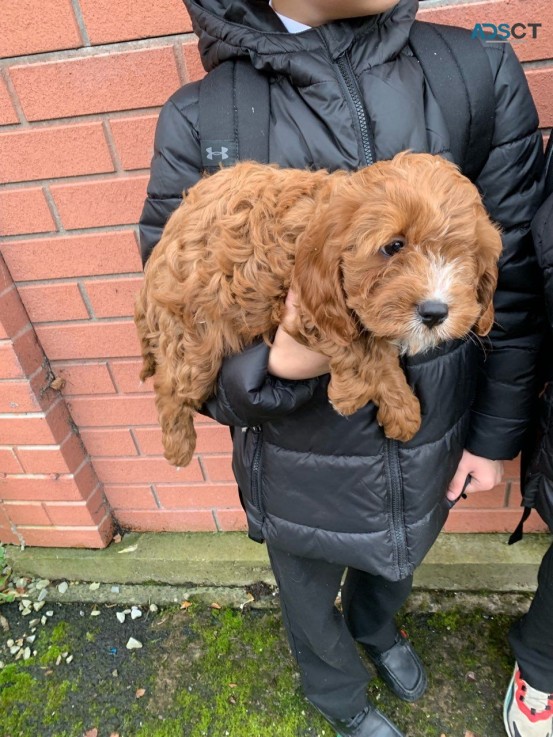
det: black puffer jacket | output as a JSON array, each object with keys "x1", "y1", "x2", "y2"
[
  {"x1": 523, "y1": 186, "x2": 553, "y2": 534},
  {"x1": 139, "y1": 0, "x2": 545, "y2": 580}
]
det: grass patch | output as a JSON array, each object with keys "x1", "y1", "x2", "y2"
[{"x1": 0, "y1": 601, "x2": 519, "y2": 737}]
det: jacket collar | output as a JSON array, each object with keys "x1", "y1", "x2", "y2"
[{"x1": 183, "y1": 0, "x2": 419, "y2": 76}]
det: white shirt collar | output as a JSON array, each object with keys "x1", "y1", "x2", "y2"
[{"x1": 269, "y1": 1, "x2": 311, "y2": 33}]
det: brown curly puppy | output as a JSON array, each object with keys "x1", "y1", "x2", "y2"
[{"x1": 135, "y1": 152, "x2": 502, "y2": 468}]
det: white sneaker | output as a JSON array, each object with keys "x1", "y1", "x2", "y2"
[{"x1": 504, "y1": 664, "x2": 553, "y2": 737}]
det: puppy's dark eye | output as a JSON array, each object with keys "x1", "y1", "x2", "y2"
[{"x1": 381, "y1": 239, "x2": 405, "y2": 257}]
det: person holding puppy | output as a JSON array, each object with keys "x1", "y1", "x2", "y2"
[
  {"x1": 502, "y1": 165, "x2": 553, "y2": 737},
  {"x1": 139, "y1": 1, "x2": 545, "y2": 734}
]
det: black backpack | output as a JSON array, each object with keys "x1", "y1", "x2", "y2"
[{"x1": 198, "y1": 20, "x2": 496, "y2": 182}]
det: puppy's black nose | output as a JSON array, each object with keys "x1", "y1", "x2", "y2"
[{"x1": 417, "y1": 300, "x2": 449, "y2": 328}]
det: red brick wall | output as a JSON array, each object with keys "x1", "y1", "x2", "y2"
[{"x1": 0, "y1": 0, "x2": 550, "y2": 547}]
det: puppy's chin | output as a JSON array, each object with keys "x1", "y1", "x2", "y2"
[
  {"x1": 392, "y1": 311, "x2": 479, "y2": 356},
  {"x1": 392, "y1": 325, "x2": 451, "y2": 356}
]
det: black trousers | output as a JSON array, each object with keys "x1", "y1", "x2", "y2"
[
  {"x1": 509, "y1": 541, "x2": 553, "y2": 693},
  {"x1": 267, "y1": 545, "x2": 413, "y2": 720}
]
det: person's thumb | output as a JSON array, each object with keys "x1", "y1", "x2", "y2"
[{"x1": 447, "y1": 463, "x2": 470, "y2": 501}]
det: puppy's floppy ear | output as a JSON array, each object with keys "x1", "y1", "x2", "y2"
[
  {"x1": 474, "y1": 206, "x2": 503, "y2": 336},
  {"x1": 293, "y1": 211, "x2": 359, "y2": 347}
]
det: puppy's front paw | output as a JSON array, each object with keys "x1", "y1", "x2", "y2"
[
  {"x1": 377, "y1": 394, "x2": 421, "y2": 442},
  {"x1": 328, "y1": 383, "x2": 373, "y2": 416}
]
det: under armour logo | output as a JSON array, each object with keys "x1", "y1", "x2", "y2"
[{"x1": 205, "y1": 146, "x2": 229, "y2": 161}]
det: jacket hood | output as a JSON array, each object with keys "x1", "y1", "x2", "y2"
[{"x1": 182, "y1": 0, "x2": 419, "y2": 78}]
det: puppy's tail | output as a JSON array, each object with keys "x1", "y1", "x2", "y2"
[{"x1": 160, "y1": 403, "x2": 197, "y2": 468}]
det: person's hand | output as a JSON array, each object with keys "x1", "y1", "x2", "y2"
[
  {"x1": 446, "y1": 449, "x2": 503, "y2": 501},
  {"x1": 280, "y1": 288, "x2": 300, "y2": 333},
  {"x1": 267, "y1": 290, "x2": 330, "y2": 379}
]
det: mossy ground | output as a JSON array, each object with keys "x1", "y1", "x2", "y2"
[{"x1": 0, "y1": 600, "x2": 516, "y2": 737}]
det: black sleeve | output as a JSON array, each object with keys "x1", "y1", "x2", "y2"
[
  {"x1": 199, "y1": 341, "x2": 319, "y2": 426},
  {"x1": 464, "y1": 42, "x2": 546, "y2": 460}
]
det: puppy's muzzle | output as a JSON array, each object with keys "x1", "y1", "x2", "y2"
[{"x1": 417, "y1": 300, "x2": 449, "y2": 328}]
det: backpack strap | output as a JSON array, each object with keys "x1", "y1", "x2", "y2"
[
  {"x1": 199, "y1": 59, "x2": 270, "y2": 172},
  {"x1": 410, "y1": 20, "x2": 496, "y2": 182},
  {"x1": 544, "y1": 133, "x2": 553, "y2": 199}
]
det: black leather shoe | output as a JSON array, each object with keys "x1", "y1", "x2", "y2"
[
  {"x1": 363, "y1": 632, "x2": 427, "y2": 702},
  {"x1": 322, "y1": 704, "x2": 405, "y2": 737}
]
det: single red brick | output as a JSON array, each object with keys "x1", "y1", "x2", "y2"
[
  {"x1": 503, "y1": 457, "x2": 521, "y2": 480},
  {"x1": 15, "y1": 432, "x2": 86, "y2": 474},
  {"x1": 35, "y1": 320, "x2": 141, "y2": 360},
  {"x1": 445, "y1": 508, "x2": 549, "y2": 533},
  {"x1": 108, "y1": 359, "x2": 148, "y2": 393},
  {"x1": 113, "y1": 508, "x2": 216, "y2": 532},
  {"x1": 0, "y1": 462, "x2": 97, "y2": 501},
  {"x1": 0, "y1": 187, "x2": 56, "y2": 237},
  {"x1": 0, "y1": 525, "x2": 20, "y2": 545},
  {"x1": 18, "y1": 282, "x2": 88, "y2": 323},
  {"x1": 132, "y1": 427, "x2": 164, "y2": 455},
  {"x1": 79, "y1": 0, "x2": 191, "y2": 44},
  {"x1": 17, "y1": 513, "x2": 114, "y2": 548},
  {"x1": 527, "y1": 68, "x2": 553, "y2": 128},
  {"x1": 79, "y1": 428, "x2": 137, "y2": 457},
  {"x1": 52, "y1": 362, "x2": 116, "y2": 396},
  {"x1": 155, "y1": 483, "x2": 239, "y2": 508},
  {"x1": 0, "y1": 231, "x2": 142, "y2": 280},
  {"x1": 2, "y1": 502, "x2": 51, "y2": 526},
  {"x1": 201, "y1": 454, "x2": 234, "y2": 482},
  {"x1": 0, "y1": 448, "x2": 24, "y2": 474},
  {"x1": 418, "y1": 0, "x2": 552, "y2": 63},
  {"x1": 214, "y1": 509, "x2": 248, "y2": 532},
  {"x1": 66, "y1": 395, "x2": 157, "y2": 427},
  {"x1": 9, "y1": 47, "x2": 181, "y2": 122},
  {"x1": 0, "y1": 79, "x2": 18, "y2": 125},
  {"x1": 0, "y1": 0, "x2": 82, "y2": 57},
  {"x1": 45, "y1": 485, "x2": 109, "y2": 526},
  {"x1": 109, "y1": 114, "x2": 158, "y2": 170},
  {"x1": 0, "y1": 414, "x2": 56, "y2": 446},
  {"x1": 103, "y1": 484, "x2": 158, "y2": 510},
  {"x1": 0, "y1": 381, "x2": 41, "y2": 413},
  {"x1": 459, "y1": 486, "x2": 508, "y2": 509},
  {"x1": 182, "y1": 42, "x2": 206, "y2": 82},
  {"x1": 46, "y1": 398, "x2": 77, "y2": 442},
  {"x1": 195, "y1": 425, "x2": 233, "y2": 454},
  {"x1": 0, "y1": 285, "x2": 30, "y2": 339},
  {"x1": 0, "y1": 341, "x2": 25, "y2": 379},
  {"x1": 83, "y1": 276, "x2": 142, "y2": 318},
  {"x1": 0, "y1": 123, "x2": 114, "y2": 185},
  {"x1": 92, "y1": 456, "x2": 203, "y2": 483},
  {"x1": 50, "y1": 176, "x2": 148, "y2": 230},
  {"x1": 0, "y1": 398, "x2": 71, "y2": 445},
  {"x1": 11, "y1": 325, "x2": 44, "y2": 377},
  {"x1": 136, "y1": 424, "x2": 232, "y2": 456}
]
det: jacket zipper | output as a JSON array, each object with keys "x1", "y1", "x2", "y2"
[
  {"x1": 384, "y1": 438, "x2": 409, "y2": 578},
  {"x1": 250, "y1": 426, "x2": 264, "y2": 515},
  {"x1": 334, "y1": 52, "x2": 376, "y2": 167}
]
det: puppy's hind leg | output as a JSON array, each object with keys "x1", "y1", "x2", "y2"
[
  {"x1": 158, "y1": 330, "x2": 228, "y2": 468},
  {"x1": 134, "y1": 290, "x2": 158, "y2": 382},
  {"x1": 160, "y1": 402, "x2": 198, "y2": 468}
]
